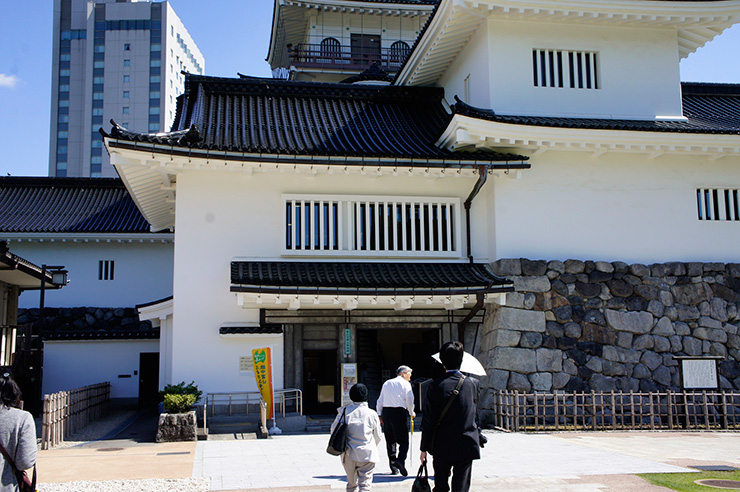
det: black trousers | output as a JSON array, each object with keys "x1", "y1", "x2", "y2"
[
  {"x1": 431, "y1": 458, "x2": 473, "y2": 492},
  {"x1": 381, "y1": 407, "x2": 409, "y2": 463}
]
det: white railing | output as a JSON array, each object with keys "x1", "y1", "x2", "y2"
[
  {"x1": 202, "y1": 388, "x2": 302, "y2": 435},
  {"x1": 284, "y1": 194, "x2": 461, "y2": 257}
]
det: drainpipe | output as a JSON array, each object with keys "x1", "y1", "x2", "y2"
[
  {"x1": 458, "y1": 291, "x2": 485, "y2": 343},
  {"x1": 463, "y1": 165, "x2": 488, "y2": 264}
]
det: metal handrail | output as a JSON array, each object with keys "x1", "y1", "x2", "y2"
[{"x1": 203, "y1": 388, "x2": 303, "y2": 418}]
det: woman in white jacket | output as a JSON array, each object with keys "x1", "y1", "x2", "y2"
[{"x1": 330, "y1": 384, "x2": 382, "y2": 492}]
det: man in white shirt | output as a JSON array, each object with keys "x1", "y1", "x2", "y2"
[{"x1": 375, "y1": 365, "x2": 415, "y2": 476}]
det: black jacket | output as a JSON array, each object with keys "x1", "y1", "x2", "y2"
[{"x1": 419, "y1": 371, "x2": 480, "y2": 462}]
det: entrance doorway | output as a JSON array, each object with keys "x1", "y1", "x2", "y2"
[
  {"x1": 138, "y1": 352, "x2": 159, "y2": 409},
  {"x1": 357, "y1": 328, "x2": 439, "y2": 411},
  {"x1": 303, "y1": 349, "x2": 338, "y2": 415}
]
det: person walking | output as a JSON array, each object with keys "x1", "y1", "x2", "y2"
[
  {"x1": 0, "y1": 372, "x2": 37, "y2": 492},
  {"x1": 419, "y1": 342, "x2": 480, "y2": 492},
  {"x1": 330, "y1": 383, "x2": 382, "y2": 492},
  {"x1": 375, "y1": 365, "x2": 415, "y2": 476}
]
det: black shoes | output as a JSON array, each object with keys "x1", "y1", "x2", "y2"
[
  {"x1": 394, "y1": 460, "x2": 408, "y2": 477},
  {"x1": 390, "y1": 462, "x2": 399, "y2": 475}
]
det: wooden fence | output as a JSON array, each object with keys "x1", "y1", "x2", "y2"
[
  {"x1": 492, "y1": 390, "x2": 740, "y2": 432},
  {"x1": 41, "y1": 382, "x2": 110, "y2": 449}
]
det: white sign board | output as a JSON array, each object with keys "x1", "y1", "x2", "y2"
[{"x1": 680, "y1": 359, "x2": 718, "y2": 389}]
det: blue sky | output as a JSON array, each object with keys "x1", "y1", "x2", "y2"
[{"x1": 0, "y1": 1, "x2": 738, "y2": 177}]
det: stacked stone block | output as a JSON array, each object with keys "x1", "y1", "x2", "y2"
[{"x1": 479, "y1": 259, "x2": 740, "y2": 398}]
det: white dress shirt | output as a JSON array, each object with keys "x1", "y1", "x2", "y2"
[
  {"x1": 375, "y1": 375, "x2": 415, "y2": 416},
  {"x1": 331, "y1": 402, "x2": 382, "y2": 463}
]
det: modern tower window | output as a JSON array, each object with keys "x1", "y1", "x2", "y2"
[
  {"x1": 123, "y1": 91, "x2": 130, "y2": 98},
  {"x1": 123, "y1": 75, "x2": 130, "y2": 83},
  {"x1": 124, "y1": 43, "x2": 131, "y2": 51},
  {"x1": 122, "y1": 106, "x2": 129, "y2": 114},
  {"x1": 123, "y1": 59, "x2": 131, "y2": 67}
]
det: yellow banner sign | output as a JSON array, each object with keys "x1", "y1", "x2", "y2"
[{"x1": 252, "y1": 347, "x2": 274, "y2": 419}]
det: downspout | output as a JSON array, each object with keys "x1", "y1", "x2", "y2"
[
  {"x1": 458, "y1": 291, "x2": 485, "y2": 343},
  {"x1": 458, "y1": 166, "x2": 490, "y2": 342},
  {"x1": 463, "y1": 165, "x2": 488, "y2": 264}
]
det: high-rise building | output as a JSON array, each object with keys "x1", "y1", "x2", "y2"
[{"x1": 49, "y1": 0, "x2": 204, "y2": 177}]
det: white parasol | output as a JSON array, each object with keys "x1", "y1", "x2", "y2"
[{"x1": 431, "y1": 351, "x2": 486, "y2": 376}]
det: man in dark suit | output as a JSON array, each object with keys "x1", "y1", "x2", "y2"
[{"x1": 419, "y1": 341, "x2": 480, "y2": 492}]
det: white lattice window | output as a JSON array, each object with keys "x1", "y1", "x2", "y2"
[
  {"x1": 283, "y1": 194, "x2": 461, "y2": 257},
  {"x1": 697, "y1": 188, "x2": 740, "y2": 221},
  {"x1": 533, "y1": 49, "x2": 599, "y2": 89}
]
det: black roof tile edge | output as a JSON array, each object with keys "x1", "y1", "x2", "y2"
[
  {"x1": 43, "y1": 330, "x2": 160, "y2": 341},
  {"x1": 0, "y1": 176, "x2": 128, "y2": 189},
  {"x1": 219, "y1": 325, "x2": 283, "y2": 335}
]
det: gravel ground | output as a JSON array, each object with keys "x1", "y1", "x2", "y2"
[
  {"x1": 38, "y1": 478, "x2": 211, "y2": 492},
  {"x1": 36, "y1": 412, "x2": 212, "y2": 492},
  {"x1": 35, "y1": 410, "x2": 137, "y2": 449}
]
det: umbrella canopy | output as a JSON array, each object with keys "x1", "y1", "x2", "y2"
[{"x1": 431, "y1": 351, "x2": 486, "y2": 376}]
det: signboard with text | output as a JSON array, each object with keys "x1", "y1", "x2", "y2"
[{"x1": 252, "y1": 347, "x2": 274, "y2": 419}]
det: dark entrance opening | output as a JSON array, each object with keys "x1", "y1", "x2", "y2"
[
  {"x1": 357, "y1": 328, "x2": 439, "y2": 413},
  {"x1": 351, "y1": 33, "x2": 381, "y2": 66},
  {"x1": 138, "y1": 352, "x2": 159, "y2": 409},
  {"x1": 303, "y1": 349, "x2": 338, "y2": 415}
]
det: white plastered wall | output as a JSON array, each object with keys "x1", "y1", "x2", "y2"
[
  {"x1": 484, "y1": 19, "x2": 683, "y2": 119},
  {"x1": 439, "y1": 21, "x2": 491, "y2": 109},
  {"x1": 43, "y1": 339, "x2": 159, "y2": 399},
  {"x1": 486, "y1": 151, "x2": 740, "y2": 264},
  {"x1": 169, "y1": 168, "x2": 491, "y2": 394},
  {"x1": 13, "y1": 240, "x2": 173, "y2": 309}
]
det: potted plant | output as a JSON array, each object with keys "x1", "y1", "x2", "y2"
[{"x1": 155, "y1": 381, "x2": 203, "y2": 442}]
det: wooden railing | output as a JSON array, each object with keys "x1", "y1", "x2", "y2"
[
  {"x1": 492, "y1": 390, "x2": 740, "y2": 432},
  {"x1": 41, "y1": 382, "x2": 110, "y2": 449},
  {"x1": 289, "y1": 43, "x2": 409, "y2": 72}
]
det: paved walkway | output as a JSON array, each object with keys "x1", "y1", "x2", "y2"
[{"x1": 36, "y1": 425, "x2": 740, "y2": 491}]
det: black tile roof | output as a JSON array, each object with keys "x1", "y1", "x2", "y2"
[
  {"x1": 0, "y1": 177, "x2": 154, "y2": 234},
  {"x1": 104, "y1": 75, "x2": 529, "y2": 166},
  {"x1": 219, "y1": 325, "x2": 283, "y2": 335},
  {"x1": 43, "y1": 329, "x2": 159, "y2": 341},
  {"x1": 230, "y1": 261, "x2": 512, "y2": 295},
  {"x1": 451, "y1": 83, "x2": 740, "y2": 134}
]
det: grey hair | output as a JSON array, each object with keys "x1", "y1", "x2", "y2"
[{"x1": 396, "y1": 365, "x2": 412, "y2": 376}]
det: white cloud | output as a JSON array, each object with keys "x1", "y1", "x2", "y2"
[{"x1": 0, "y1": 74, "x2": 21, "y2": 89}]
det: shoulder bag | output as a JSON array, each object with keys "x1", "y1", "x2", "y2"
[
  {"x1": 326, "y1": 407, "x2": 348, "y2": 456},
  {"x1": 0, "y1": 442, "x2": 36, "y2": 492},
  {"x1": 411, "y1": 460, "x2": 432, "y2": 492}
]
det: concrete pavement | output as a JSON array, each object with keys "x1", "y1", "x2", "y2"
[{"x1": 36, "y1": 427, "x2": 740, "y2": 491}]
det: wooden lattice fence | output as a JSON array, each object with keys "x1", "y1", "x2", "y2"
[
  {"x1": 41, "y1": 382, "x2": 110, "y2": 449},
  {"x1": 492, "y1": 390, "x2": 740, "y2": 432}
]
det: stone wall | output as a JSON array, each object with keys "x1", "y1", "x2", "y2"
[
  {"x1": 18, "y1": 307, "x2": 153, "y2": 334},
  {"x1": 478, "y1": 259, "x2": 740, "y2": 405}
]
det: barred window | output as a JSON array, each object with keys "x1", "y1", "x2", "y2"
[
  {"x1": 697, "y1": 188, "x2": 740, "y2": 221},
  {"x1": 98, "y1": 260, "x2": 115, "y2": 280},
  {"x1": 533, "y1": 49, "x2": 599, "y2": 89}
]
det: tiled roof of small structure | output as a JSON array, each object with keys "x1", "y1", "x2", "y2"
[
  {"x1": 43, "y1": 329, "x2": 159, "y2": 341},
  {"x1": 230, "y1": 261, "x2": 512, "y2": 294},
  {"x1": 104, "y1": 74, "x2": 527, "y2": 164},
  {"x1": 451, "y1": 83, "x2": 740, "y2": 134},
  {"x1": 0, "y1": 177, "x2": 151, "y2": 234}
]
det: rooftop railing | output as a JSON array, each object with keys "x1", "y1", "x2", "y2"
[{"x1": 289, "y1": 43, "x2": 409, "y2": 73}]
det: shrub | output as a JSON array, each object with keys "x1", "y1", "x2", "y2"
[
  {"x1": 163, "y1": 393, "x2": 197, "y2": 414},
  {"x1": 159, "y1": 381, "x2": 202, "y2": 403}
]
